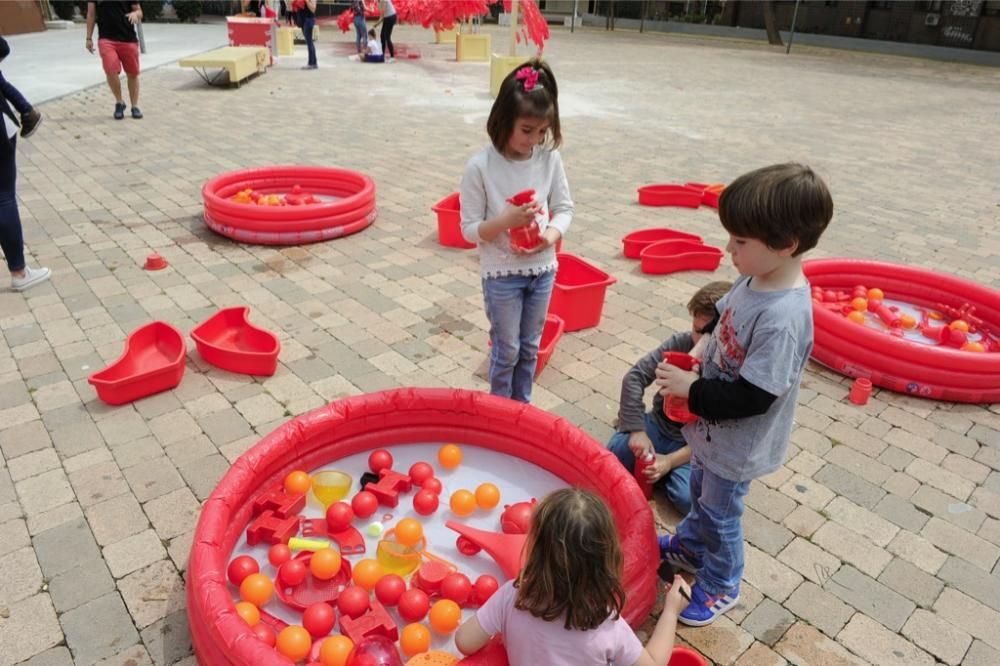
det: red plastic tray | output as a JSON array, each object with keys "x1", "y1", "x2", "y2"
[
  {"x1": 547, "y1": 253, "x2": 617, "y2": 332},
  {"x1": 273, "y1": 552, "x2": 353, "y2": 612},
  {"x1": 640, "y1": 240, "x2": 724, "y2": 275},
  {"x1": 535, "y1": 314, "x2": 565, "y2": 376},
  {"x1": 433, "y1": 192, "x2": 475, "y2": 250},
  {"x1": 637, "y1": 184, "x2": 703, "y2": 208},
  {"x1": 88, "y1": 321, "x2": 187, "y2": 405},
  {"x1": 191, "y1": 306, "x2": 280, "y2": 376},
  {"x1": 622, "y1": 227, "x2": 703, "y2": 259}
]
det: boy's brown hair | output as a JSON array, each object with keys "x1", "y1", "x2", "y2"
[
  {"x1": 687, "y1": 281, "x2": 732, "y2": 319},
  {"x1": 487, "y1": 59, "x2": 561, "y2": 154},
  {"x1": 514, "y1": 488, "x2": 625, "y2": 631},
  {"x1": 719, "y1": 163, "x2": 833, "y2": 256}
]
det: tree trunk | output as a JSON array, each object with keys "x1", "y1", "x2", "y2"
[{"x1": 762, "y1": 0, "x2": 783, "y2": 46}]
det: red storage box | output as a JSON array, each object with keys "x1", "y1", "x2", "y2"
[
  {"x1": 433, "y1": 192, "x2": 475, "y2": 249},
  {"x1": 622, "y1": 227, "x2": 703, "y2": 259},
  {"x1": 227, "y1": 17, "x2": 274, "y2": 63},
  {"x1": 88, "y1": 321, "x2": 187, "y2": 405},
  {"x1": 640, "y1": 240, "x2": 724, "y2": 275},
  {"x1": 637, "y1": 184, "x2": 703, "y2": 208},
  {"x1": 547, "y1": 253, "x2": 617, "y2": 332}
]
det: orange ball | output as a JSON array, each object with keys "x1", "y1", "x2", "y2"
[
  {"x1": 239, "y1": 572, "x2": 274, "y2": 607},
  {"x1": 400, "y1": 622, "x2": 432, "y2": 657},
  {"x1": 310, "y1": 548, "x2": 342, "y2": 581},
  {"x1": 867, "y1": 288, "x2": 884, "y2": 301},
  {"x1": 961, "y1": 341, "x2": 985, "y2": 353},
  {"x1": 850, "y1": 297, "x2": 867, "y2": 312},
  {"x1": 449, "y1": 489, "x2": 476, "y2": 517},
  {"x1": 234, "y1": 601, "x2": 260, "y2": 626},
  {"x1": 352, "y1": 558, "x2": 384, "y2": 591},
  {"x1": 319, "y1": 635, "x2": 355, "y2": 666},
  {"x1": 899, "y1": 314, "x2": 917, "y2": 329},
  {"x1": 395, "y1": 518, "x2": 424, "y2": 548},
  {"x1": 429, "y1": 599, "x2": 462, "y2": 634},
  {"x1": 847, "y1": 311, "x2": 866, "y2": 325},
  {"x1": 438, "y1": 444, "x2": 463, "y2": 469},
  {"x1": 949, "y1": 319, "x2": 970, "y2": 332},
  {"x1": 928, "y1": 310, "x2": 944, "y2": 320},
  {"x1": 276, "y1": 625, "x2": 312, "y2": 662},
  {"x1": 284, "y1": 470, "x2": 312, "y2": 495},
  {"x1": 474, "y1": 483, "x2": 501, "y2": 510}
]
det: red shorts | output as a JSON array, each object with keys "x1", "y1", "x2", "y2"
[{"x1": 98, "y1": 39, "x2": 140, "y2": 76}]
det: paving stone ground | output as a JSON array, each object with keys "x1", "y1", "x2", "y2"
[{"x1": 1, "y1": 20, "x2": 999, "y2": 666}]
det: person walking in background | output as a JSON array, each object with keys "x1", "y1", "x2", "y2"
[{"x1": 86, "y1": 1, "x2": 143, "y2": 120}]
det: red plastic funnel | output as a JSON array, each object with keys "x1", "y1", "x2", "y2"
[{"x1": 445, "y1": 521, "x2": 527, "y2": 581}]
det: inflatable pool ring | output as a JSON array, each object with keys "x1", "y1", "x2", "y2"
[
  {"x1": 804, "y1": 259, "x2": 1000, "y2": 403},
  {"x1": 202, "y1": 166, "x2": 376, "y2": 245},
  {"x1": 187, "y1": 388, "x2": 658, "y2": 665}
]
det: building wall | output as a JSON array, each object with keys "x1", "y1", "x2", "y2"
[{"x1": 0, "y1": 0, "x2": 45, "y2": 35}]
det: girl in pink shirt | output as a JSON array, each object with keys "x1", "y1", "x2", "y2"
[{"x1": 455, "y1": 488, "x2": 690, "y2": 666}]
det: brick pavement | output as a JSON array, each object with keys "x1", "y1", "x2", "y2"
[{"x1": 1, "y1": 21, "x2": 999, "y2": 666}]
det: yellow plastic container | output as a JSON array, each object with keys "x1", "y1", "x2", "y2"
[
  {"x1": 456, "y1": 33, "x2": 491, "y2": 62},
  {"x1": 490, "y1": 53, "x2": 525, "y2": 97},
  {"x1": 276, "y1": 27, "x2": 295, "y2": 56},
  {"x1": 376, "y1": 537, "x2": 423, "y2": 576},
  {"x1": 310, "y1": 470, "x2": 352, "y2": 509},
  {"x1": 435, "y1": 27, "x2": 458, "y2": 44}
]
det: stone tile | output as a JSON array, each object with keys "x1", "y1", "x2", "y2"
[
  {"x1": 68, "y1": 460, "x2": 130, "y2": 508},
  {"x1": 63, "y1": 446, "x2": 113, "y2": 475},
  {"x1": 0, "y1": 593, "x2": 63, "y2": 666},
  {"x1": 0, "y1": 419, "x2": 52, "y2": 461},
  {"x1": 965, "y1": 640, "x2": 1000, "y2": 666},
  {"x1": 876, "y1": 557, "x2": 943, "y2": 608},
  {"x1": 0, "y1": 517, "x2": 30, "y2": 558},
  {"x1": 837, "y1": 613, "x2": 934, "y2": 666},
  {"x1": 823, "y1": 496, "x2": 899, "y2": 547},
  {"x1": 743, "y1": 544, "x2": 803, "y2": 603},
  {"x1": 744, "y1": 507, "x2": 794, "y2": 556},
  {"x1": 61, "y1": 592, "x2": 140, "y2": 665},
  {"x1": 47, "y1": 556, "x2": 115, "y2": 613},
  {"x1": 935, "y1": 587, "x2": 1000, "y2": 651},
  {"x1": 813, "y1": 464, "x2": 885, "y2": 510},
  {"x1": 775, "y1": 622, "x2": 866, "y2": 666},
  {"x1": 110, "y1": 436, "x2": 164, "y2": 470},
  {"x1": 233, "y1": 393, "x2": 285, "y2": 427},
  {"x1": 872, "y1": 493, "x2": 929, "y2": 533},
  {"x1": 0, "y1": 546, "x2": 43, "y2": 604},
  {"x1": 103, "y1": 529, "x2": 168, "y2": 579},
  {"x1": 167, "y1": 529, "x2": 194, "y2": 573},
  {"x1": 876, "y1": 445, "x2": 915, "y2": 472},
  {"x1": 777, "y1": 537, "x2": 841, "y2": 586},
  {"x1": 781, "y1": 504, "x2": 825, "y2": 538},
  {"x1": 677, "y1": 615, "x2": 755, "y2": 665},
  {"x1": 176, "y1": 453, "x2": 229, "y2": 501},
  {"x1": 144, "y1": 487, "x2": 201, "y2": 540},
  {"x1": 118, "y1": 559, "x2": 186, "y2": 629},
  {"x1": 741, "y1": 599, "x2": 796, "y2": 646},
  {"x1": 32, "y1": 516, "x2": 101, "y2": 578},
  {"x1": 942, "y1": 452, "x2": 990, "y2": 484},
  {"x1": 85, "y1": 492, "x2": 150, "y2": 546},
  {"x1": 123, "y1": 456, "x2": 186, "y2": 503},
  {"x1": 140, "y1": 609, "x2": 194, "y2": 666},
  {"x1": 734, "y1": 642, "x2": 787, "y2": 666},
  {"x1": 921, "y1": 516, "x2": 1000, "y2": 572},
  {"x1": 882, "y1": 471, "x2": 920, "y2": 499},
  {"x1": 728, "y1": 582, "x2": 765, "y2": 625},
  {"x1": 825, "y1": 565, "x2": 916, "y2": 632},
  {"x1": 7, "y1": 448, "x2": 60, "y2": 483},
  {"x1": 163, "y1": 434, "x2": 218, "y2": 467},
  {"x1": 911, "y1": 484, "x2": 985, "y2": 531},
  {"x1": 936, "y1": 555, "x2": 1000, "y2": 612},
  {"x1": 811, "y1": 520, "x2": 891, "y2": 578},
  {"x1": 907, "y1": 458, "x2": 975, "y2": 501},
  {"x1": 783, "y1": 581, "x2": 854, "y2": 638},
  {"x1": 93, "y1": 644, "x2": 154, "y2": 666},
  {"x1": 778, "y1": 473, "x2": 834, "y2": 512},
  {"x1": 96, "y1": 408, "x2": 151, "y2": 447},
  {"x1": 20, "y1": 646, "x2": 74, "y2": 666},
  {"x1": 901, "y1": 608, "x2": 972, "y2": 666},
  {"x1": 148, "y1": 409, "x2": 203, "y2": 446},
  {"x1": 886, "y1": 529, "x2": 948, "y2": 574},
  {"x1": 825, "y1": 445, "x2": 892, "y2": 485},
  {"x1": 15, "y1": 468, "x2": 75, "y2": 516},
  {"x1": 746, "y1": 482, "x2": 797, "y2": 521},
  {"x1": 25, "y1": 500, "x2": 83, "y2": 536}
]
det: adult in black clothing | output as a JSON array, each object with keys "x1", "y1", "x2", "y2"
[
  {"x1": 85, "y1": 2, "x2": 143, "y2": 120},
  {"x1": 300, "y1": 0, "x2": 318, "y2": 69}
]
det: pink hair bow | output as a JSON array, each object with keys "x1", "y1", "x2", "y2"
[{"x1": 515, "y1": 66, "x2": 540, "y2": 92}]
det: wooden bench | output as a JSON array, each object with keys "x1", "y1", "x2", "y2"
[{"x1": 179, "y1": 46, "x2": 270, "y2": 87}]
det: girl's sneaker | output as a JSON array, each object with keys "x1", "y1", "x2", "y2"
[
  {"x1": 658, "y1": 534, "x2": 701, "y2": 573},
  {"x1": 11, "y1": 265, "x2": 51, "y2": 292},
  {"x1": 678, "y1": 582, "x2": 740, "y2": 627}
]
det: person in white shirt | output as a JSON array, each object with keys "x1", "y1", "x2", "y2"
[{"x1": 363, "y1": 28, "x2": 384, "y2": 62}]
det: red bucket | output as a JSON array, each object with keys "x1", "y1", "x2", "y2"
[
  {"x1": 547, "y1": 253, "x2": 617, "y2": 332},
  {"x1": 433, "y1": 192, "x2": 476, "y2": 249}
]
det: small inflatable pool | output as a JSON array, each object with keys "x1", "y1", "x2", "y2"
[{"x1": 804, "y1": 259, "x2": 1000, "y2": 403}]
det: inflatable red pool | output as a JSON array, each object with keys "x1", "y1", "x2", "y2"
[
  {"x1": 804, "y1": 259, "x2": 1000, "y2": 403},
  {"x1": 187, "y1": 389, "x2": 658, "y2": 665},
  {"x1": 202, "y1": 166, "x2": 376, "y2": 245}
]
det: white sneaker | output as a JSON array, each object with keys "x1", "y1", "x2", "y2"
[{"x1": 11, "y1": 265, "x2": 51, "y2": 292}]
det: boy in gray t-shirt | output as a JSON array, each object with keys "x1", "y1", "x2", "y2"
[{"x1": 654, "y1": 163, "x2": 834, "y2": 627}]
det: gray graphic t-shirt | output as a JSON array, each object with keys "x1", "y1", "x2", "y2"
[{"x1": 682, "y1": 276, "x2": 813, "y2": 482}]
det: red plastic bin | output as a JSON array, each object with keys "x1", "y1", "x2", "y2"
[
  {"x1": 88, "y1": 321, "x2": 187, "y2": 405},
  {"x1": 433, "y1": 192, "x2": 476, "y2": 249},
  {"x1": 640, "y1": 240, "x2": 724, "y2": 275},
  {"x1": 637, "y1": 184, "x2": 703, "y2": 208},
  {"x1": 191, "y1": 306, "x2": 281, "y2": 376},
  {"x1": 547, "y1": 253, "x2": 617, "y2": 332},
  {"x1": 535, "y1": 314, "x2": 565, "y2": 376},
  {"x1": 622, "y1": 227, "x2": 703, "y2": 259}
]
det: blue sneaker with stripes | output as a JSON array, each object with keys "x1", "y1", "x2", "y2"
[
  {"x1": 658, "y1": 534, "x2": 702, "y2": 573},
  {"x1": 678, "y1": 582, "x2": 740, "y2": 626}
]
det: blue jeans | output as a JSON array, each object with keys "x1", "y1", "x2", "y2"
[
  {"x1": 482, "y1": 270, "x2": 555, "y2": 403},
  {"x1": 353, "y1": 14, "x2": 367, "y2": 53},
  {"x1": 0, "y1": 135, "x2": 24, "y2": 272},
  {"x1": 301, "y1": 17, "x2": 316, "y2": 66},
  {"x1": 607, "y1": 412, "x2": 692, "y2": 515},
  {"x1": 675, "y1": 456, "x2": 750, "y2": 595}
]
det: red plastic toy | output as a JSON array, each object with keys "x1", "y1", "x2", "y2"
[
  {"x1": 621, "y1": 228, "x2": 703, "y2": 259},
  {"x1": 446, "y1": 520, "x2": 528, "y2": 580},
  {"x1": 246, "y1": 510, "x2": 298, "y2": 546},
  {"x1": 507, "y1": 189, "x2": 541, "y2": 250},
  {"x1": 457, "y1": 634, "x2": 509, "y2": 666},
  {"x1": 547, "y1": 253, "x2": 617, "y2": 332},
  {"x1": 661, "y1": 352, "x2": 699, "y2": 424},
  {"x1": 637, "y1": 184, "x2": 703, "y2": 208},
  {"x1": 433, "y1": 192, "x2": 476, "y2": 249},
  {"x1": 849, "y1": 377, "x2": 873, "y2": 406},
  {"x1": 191, "y1": 306, "x2": 280, "y2": 376},
  {"x1": 143, "y1": 252, "x2": 168, "y2": 270},
  {"x1": 274, "y1": 553, "x2": 353, "y2": 612},
  {"x1": 340, "y1": 601, "x2": 399, "y2": 644},
  {"x1": 364, "y1": 469, "x2": 412, "y2": 507},
  {"x1": 535, "y1": 314, "x2": 564, "y2": 376},
  {"x1": 88, "y1": 321, "x2": 187, "y2": 405},
  {"x1": 499, "y1": 499, "x2": 536, "y2": 535},
  {"x1": 252, "y1": 483, "x2": 305, "y2": 518},
  {"x1": 640, "y1": 240, "x2": 724, "y2": 275},
  {"x1": 634, "y1": 452, "x2": 655, "y2": 500}
]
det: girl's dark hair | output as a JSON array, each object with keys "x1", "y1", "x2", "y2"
[
  {"x1": 487, "y1": 59, "x2": 561, "y2": 154},
  {"x1": 514, "y1": 488, "x2": 625, "y2": 631}
]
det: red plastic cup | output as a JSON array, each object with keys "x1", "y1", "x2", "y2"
[
  {"x1": 669, "y1": 646, "x2": 708, "y2": 666},
  {"x1": 662, "y1": 352, "x2": 698, "y2": 423},
  {"x1": 849, "y1": 378, "x2": 872, "y2": 405},
  {"x1": 144, "y1": 253, "x2": 168, "y2": 270},
  {"x1": 634, "y1": 452, "x2": 655, "y2": 500}
]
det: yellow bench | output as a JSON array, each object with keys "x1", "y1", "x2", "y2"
[{"x1": 179, "y1": 46, "x2": 270, "y2": 87}]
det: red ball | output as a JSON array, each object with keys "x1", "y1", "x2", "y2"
[
  {"x1": 351, "y1": 491, "x2": 379, "y2": 519},
  {"x1": 412, "y1": 489, "x2": 440, "y2": 516},
  {"x1": 302, "y1": 602, "x2": 337, "y2": 638},
  {"x1": 474, "y1": 575, "x2": 500, "y2": 605},
  {"x1": 368, "y1": 449, "x2": 393, "y2": 474},
  {"x1": 227, "y1": 555, "x2": 259, "y2": 586},
  {"x1": 440, "y1": 573, "x2": 472, "y2": 605},
  {"x1": 408, "y1": 462, "x2": 434, "y2": 485},
  {"x1": 421, "y1": 477, "x2": 443, "y2": 495},
  {"x1": 326, "y1": 501, "x2": 355, "y2": 533},
  {"x1": 251, "y1": 622, "x2": 276, "y2": 647},
  {"x1": 268, "y1": 544, "x2": 291, "y2": 568},
  {"x1": 279, "y1": 559, "x2": 308, "y2": 587},
  {"x1": 374, "y1": 574, "x2": 407, "y2": 607},
  {"x1": 337, "y1": 584, "x2": 371, "y2": 619},
  {"x1": 397, "y1": 589, "x2": 430, "y2": 622}
]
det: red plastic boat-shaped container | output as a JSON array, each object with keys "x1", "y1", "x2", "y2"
[
  {"x1": 191, "y1": 306, "x2": 281, "y2": 376},
  {"x1": 622, "y1": 227, "x2": 703, "y2": 259},
  {"x1": 535, "y1": 314, "x2": 565, "y2": 376},
  {"x1": 432, "y1": 192, "x2": 476, "y2": 250},
  {"x1": 88, "y1": 321, "x2": 187, "y2": 405},
  {"x1": 640, "y1": 240, "x2": 724, "y2": 275},
  {"x1": 637, "y1": 184, "x2": 703, "y2": 208},
  {"x1": 548, "y1": 253, "x2": 617, "y2": 332}
]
